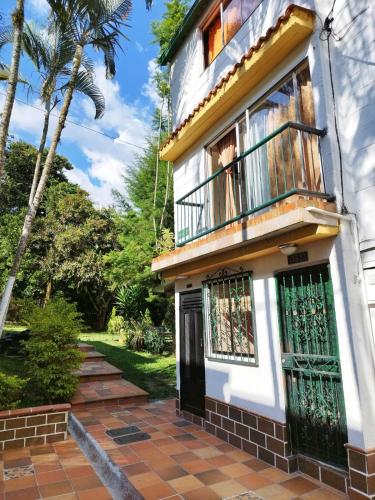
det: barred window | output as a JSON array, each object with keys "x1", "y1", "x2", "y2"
[{"x1": 203, "y1": 271, "x2": 257, "y2": 364}]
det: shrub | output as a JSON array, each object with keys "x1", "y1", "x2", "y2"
[
  {"x1": 0, "y1": 372, "x2": 28, "y2": 409},
  {"x1": 144, "y1": 328, "x2": 166, "y2": 354},
  {"x1": 23, "y1": 298, "x2": 84, "y2": 404},
  {"x1": 108, "y1": 308, "x2": 126, "y2": 337},
  {"x1": 6, "y1": 297, "x2": 34, "y2": 323},
  {"x1": 115, "y1": 284, "x2": 145, "y2": 321},
  {"x1": 127, "y1": 319, "x2": 145, "y2": 351}
]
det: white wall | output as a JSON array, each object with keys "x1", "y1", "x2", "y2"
[
  {"x1": 170, "y1": 0, "x2": 314, "y2": 129},
  {"x1": 171, "y1": 0, "x2": 375, "y2": 253},
  {"x1": 175, "y1": 240, "x2": 334, "y2": 423},
  {"x1": 170, "y1": 0, "x2": 375, "y2": 448},
  {"x1": 175, "y1": 237, "x2": 375, "y2": 446}
]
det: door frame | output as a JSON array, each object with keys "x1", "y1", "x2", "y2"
[
  {"x1": 179, "y1": 289, "x2": 206, "y2": 417},
  {"x1": 275, "y1": 262, "x2": 348, "y2": 468}
]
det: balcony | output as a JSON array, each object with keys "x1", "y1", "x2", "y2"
[
  {"x1": 153, "y1": 122, "x2": 339, "y2": 280},
  {"x1": 176, "y1": 122, "x2": 330, "y2": 246}
]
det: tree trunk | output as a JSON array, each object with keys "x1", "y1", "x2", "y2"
[
  {"x1": 153, "y1": 102, "x2": 164, "y2": 245},
  {"x1": 0, "y1": 0, "x2": 24, "y2": 178},
  {"x1": 29, "y1": 97, "x2": 51, "y2": 206},
  {"x1": 0, "y1": 43, "x2": 83, "y2": 338},
  {"x1": 44, "y1": 280, "x2": 52, "y2": 305}
]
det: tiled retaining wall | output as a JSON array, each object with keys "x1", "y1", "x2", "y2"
[{"x1": 0, "y1": 403, "x2": 70, "y2": 450}]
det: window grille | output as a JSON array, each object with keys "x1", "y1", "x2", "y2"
[{"x1": 203, "y1": 271, "x2": 257, "y2": 364}]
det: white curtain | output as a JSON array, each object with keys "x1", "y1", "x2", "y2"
[{"x1": 244, "y1": 110, "x2": 271, "y2": 211}]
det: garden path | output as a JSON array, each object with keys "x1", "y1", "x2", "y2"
[{"x1": 71, "y1": 343, "x2": 148, "y2": 409}]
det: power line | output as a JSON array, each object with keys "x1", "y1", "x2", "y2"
[{"x1": 0, "y1": 91, "x2": 146, "y2": 151}]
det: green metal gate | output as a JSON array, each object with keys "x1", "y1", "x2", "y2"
[{"x1": 276, "y1": 264, "x2": 348, "y2": 467}]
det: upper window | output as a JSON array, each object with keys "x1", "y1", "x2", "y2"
[
  {"x1": 203, "y1": 0, "x2": 262, "y2": 66},
  {"x1": 203, "y1": 271, "x2": 257, "y2": 364}
]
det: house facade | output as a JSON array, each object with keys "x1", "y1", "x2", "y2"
[{"x1": 152, "y1": 0, "x2": 375, "y2": 497}]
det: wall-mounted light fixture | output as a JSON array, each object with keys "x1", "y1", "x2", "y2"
[{"x1": 278, "y1": 243, "x2": 298, "y2": 256}]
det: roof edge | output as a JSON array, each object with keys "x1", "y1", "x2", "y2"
[
  {"x1": 159, "y1": 0, "x2": 210, "y2": 66},
  {"x1": 160, "y1": 4, "x2": 315, "y2": 159}
]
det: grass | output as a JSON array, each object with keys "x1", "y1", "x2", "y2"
[
  {"x1": 0, "y1": 323, "x2": 28, "y2": 377},
  {"x1": 79, "y1": 332, "x2": 176, "y2": 400},
  {"x1": 3, "y1": 322, "x2": 28, "y2": 334}
]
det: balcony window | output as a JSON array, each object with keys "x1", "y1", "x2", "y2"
[
  {"x1": 203, "y1": 271, "x2": 257, "y2": 364},
  {"x1": 176, "y1": 62, "x2": 327, "y2": 246},
  {"x1": 203, "y1": 0, "x2": 262, "y2": 66}
]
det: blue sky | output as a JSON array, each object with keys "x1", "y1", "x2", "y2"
[{"x1": 0, "y1": 0, "x2": 167, "y2": 205}]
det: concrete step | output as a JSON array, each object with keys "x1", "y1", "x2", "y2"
[
  {"x1": 82, "y1": 350, "x2": 106, "y2": 363},
  {"x1": 78, "y1": 342, "x2": 95, "y2": 352},
  {"x1": 75, "y1": 360, "x2": 123, "y2": 383},
  {"x1": 71, "y1": 379, "x2": 149, "y2": 409}
]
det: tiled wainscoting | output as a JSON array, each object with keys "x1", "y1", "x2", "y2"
[
  {"x1": 0, "y1": 403, "x2": 70, "y2": 450},
  {"x1": 176, "y1": 392, "x2": 353, "y2": 495},
  {"x1": 203, "y1": 396, "x2": 296, "y2": 474},
  {"x1": 346, "y1": 445, "x2": 375, "y2": 499}
]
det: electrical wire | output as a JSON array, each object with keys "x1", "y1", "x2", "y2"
[
  {"x1": 0, "y1": 91, "x2": 146, "y2": 151},
  {"x1": 318, "y1": 0, "x2": 367, "y2": 214}
]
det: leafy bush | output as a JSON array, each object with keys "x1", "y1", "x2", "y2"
[
  {"x1": 0, "y1": 372, "x2": 28, "y2": 409},
  {"x1": 144, "y1": 328, "x2": 165, "y2": 354},
  {"x1": 115, "y1": 284, "x2": 145, "y2": 321},
  {"x1": 6, "y1": 297, "x2": 34, "y2": 323},
  {"x1": 108, "y1": 307, "x2": 126, "y2": 337},
  {"x1": 119, "y1": 310, "x2": 151, "y2": 351},
  {"x1": 23, "y1": 298, "x2": 84, "y2": 404}
]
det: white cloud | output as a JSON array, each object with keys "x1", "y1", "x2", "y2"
[
  {"x1": 142, "y1": 58, "x2": 162, "y2": 109},
  {"x1": 29, "y1": 0, "x2": 49, "y2": 15},
  {"x1": 135, "y1": 41, "x2": 144, "y2": 53},
  {"x1": 1, "y1": 62, "x2": 152, "y2": 207}
]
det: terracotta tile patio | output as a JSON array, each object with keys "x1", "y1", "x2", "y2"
[
  {"x1": 0, "y1": 437, "x2": 111, "y2": 499},
  {"x1": 73, "y1": 399, "x2": 348, "y2": 500}
]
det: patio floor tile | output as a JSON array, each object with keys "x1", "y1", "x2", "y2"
[
  {"x1": 168, "y1": 474, "x2": 204, "y2": 493},
  {"x1": 70, "y1": 398, "x2": 349, "y2": 499}
]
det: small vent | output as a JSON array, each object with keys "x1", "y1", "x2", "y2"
[{"x1": 180, "y1": 290, "x2": 202, "y2": 310}]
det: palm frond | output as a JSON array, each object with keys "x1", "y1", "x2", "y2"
[
  {"x1": 0, "y1": 25, "x2": 13, "y2": 51},
  {"x1": 71, "y1": 70, "x2": 105, "y2": 119},
  {"x1": 81, "y1": 54, "x2": 95, "y2": 73}
]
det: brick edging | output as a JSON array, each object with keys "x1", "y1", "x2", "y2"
[
  {"x1": 0, "y1": 404, "x2": 70, "y2": 450},
  {"x1": 0, "y1": 403, "x2": 71, "y2": 419}
]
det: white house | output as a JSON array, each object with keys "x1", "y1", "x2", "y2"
[{"x1": 152, "y1": 1, "x2": 375, "y2": 497}]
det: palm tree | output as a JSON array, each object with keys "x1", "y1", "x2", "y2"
[
  {"x1": 0, "y1": 0, "x2": 24, "y2": 179},
  {"x1": 24, "y1": 22, "x2": 105, "y2": 204},
  {"x1": 1, "y1": 20, "x2": 105, "y2": 204},
  {"x1": 0, "y1": 0, "x2": 152, "y2": 336}
]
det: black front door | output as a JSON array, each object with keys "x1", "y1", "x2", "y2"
[{"x1": 180, "y1": 290, "x2": 206, "y2": 417}]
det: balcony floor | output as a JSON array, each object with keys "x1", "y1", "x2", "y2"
[{"x1": 152, "y1": 196, "x2": 339, "y2": 280}]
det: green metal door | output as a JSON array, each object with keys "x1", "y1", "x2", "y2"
[{"x1": 276, "y1": 264, "x2": 348, "y2": 467}]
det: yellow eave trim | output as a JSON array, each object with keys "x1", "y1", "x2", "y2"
[
  {"x1": 160, "y1": 224, "x2": 338, "y2": 280},
  {"x1": 160, "y1": 6, "x2": 315, "y2": 162}
]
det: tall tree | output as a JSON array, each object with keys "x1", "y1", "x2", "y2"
[
  {"x1": 151, "y1": 0, "x2": 190, "y2": 238},
  {"x1": 0, "y1": 0, "x2": 154, "y2": 336},
  {"x1": 0, "y1": 0, "x2": 24, "y2": 178},
  {"x1": 0, "y1": 20, "x2": 105, "y2": 205}
]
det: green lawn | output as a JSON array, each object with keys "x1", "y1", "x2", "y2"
[
  {"x1": 0, "y1": 323, "x2": 28, "y2": 377},
  {"x1": 79, "y1": 332, "x2": 176, "y2": 400}
]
